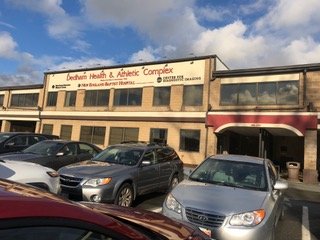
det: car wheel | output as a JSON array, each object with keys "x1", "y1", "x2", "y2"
[
  {"x1": 115, "y1": 183, "x2": 133, "y2": 207},
  {"x1": 169, "y1": 175, "x2": 179, "y2": 191}
]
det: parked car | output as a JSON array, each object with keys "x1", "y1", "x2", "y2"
[
  {"x1": 0, "y1": 139, "x2": 102, "y2": 170},
  {"x1": 162, "y1": 154, "x2": 288, "y2": 240},
  {"x1": 58, "y1": 142, "x2": 183, "y2": 207},
  {"x1": 0, "y1": 159, "x2": 60, "y2": 193},
  {"x1": 0, "y1": 132, "x2": 59, "y2": 154},
  {"x1": 0, "y1": 178, "x2": 209, "y2": 240}
]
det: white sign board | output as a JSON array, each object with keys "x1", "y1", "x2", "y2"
[{"x1": 47, "y1": 59, "x2": 205, "y2": 91}]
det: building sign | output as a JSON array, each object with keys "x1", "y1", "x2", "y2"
[{"x1": 47, "y1": 59, "x2": 205, "y2": 91}]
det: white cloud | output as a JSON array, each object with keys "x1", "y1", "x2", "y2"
[
  {"x1": 191, "y1": 21, "x2": 267, "y2": 68},
  {"x1": 255, "y1": 0, "x2": 320, "y2": 36},
  {"x1": 281, "y1": 37, "x2": 320, "y2": 64},
  {"x1": 6, "y1": 0, "x2": 84, "y2": 40},
  {"x1": 128, "y1": 47, "x2": 157, "y2": 63},
  {"x1": 0, "y1": 31, "x2": 19, "y2": 59},
  {"x1": 82, "y1": 0, "x2": 202, "y2": 47}
]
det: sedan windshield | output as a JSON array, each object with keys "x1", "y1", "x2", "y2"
[
  {"x1": 93, "y1": 147, "x2": 143, "y2": 166},
  {"x1": 23, "y1": 141, "x2": 65, "y2": 156},
  {"x1": 189, "y1": 158, "x2": 268, "y2": 191}
]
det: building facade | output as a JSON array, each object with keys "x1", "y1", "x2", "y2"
[{"x1": 0, "y1": 55, "x2": 319, "y2": 183}]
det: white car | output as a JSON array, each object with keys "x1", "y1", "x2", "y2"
[{"x1": 0, "y1": 159, "x2": 60, "y2": 194}]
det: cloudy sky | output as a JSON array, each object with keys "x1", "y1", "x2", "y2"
[{"x1": 0, "y1": 0, "x2": 320, "y2": 86}]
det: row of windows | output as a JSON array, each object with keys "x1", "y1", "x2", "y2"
[
  {"x1": 220, "y1": 80, "x2": 299, "y2": 105},
  {"x1": 42, "y1": 124, "x2": 201, "y2": 152},
  {"x1": 0, "y1": 80, "x2": 300, "y2": 109},
  {"x1": 46, "y1": 85, "x2": 204, "y2": 107}
]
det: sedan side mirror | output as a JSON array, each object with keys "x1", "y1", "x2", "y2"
[
  {"x1": 56, "y1": 152, "x2": 65, "y2": 157},
  {"x1": 141, "y1": 160, "x2": 151, "y2": 166}
]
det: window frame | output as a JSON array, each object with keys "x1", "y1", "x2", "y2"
[
  {"x1": 182, "y1": 85, "x2": 203, "y2": 106},
  {"x1": 64, "y1": 91, "x2": 77, "y2": 107},
  {"x1": 46, "y1": 92, "x2": 58, "y2": 107},
  {"x1": 113, "y1": 88, "x2": 142, "y2": 106},
  {"x1": 179, "y1": 129, "x2": 201, "y2": 152}
]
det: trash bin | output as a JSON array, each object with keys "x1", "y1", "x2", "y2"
[{"x1": 286, "y1": 162, "x2": 300, "y2": 180}]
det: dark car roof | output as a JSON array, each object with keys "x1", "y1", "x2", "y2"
[
  {"x1": 0, "y1": 132, "x2": 59, "y2": 139},
  {"x1": 110, "y1": 142, "x2": 172, "y2": 150}
]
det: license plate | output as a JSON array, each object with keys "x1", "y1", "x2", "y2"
[{"x1": 199, "y1": 227, "x2": 215, "y2": 239}]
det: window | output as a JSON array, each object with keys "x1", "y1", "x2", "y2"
[
  {"x1": 6, "y1": 136, "x2": 28, "y2": 146},
  {"x1": 180, "y1": 129, "x2": 200, "y2": 152},
  {"x1": 84, "y1": 90, "x2": 109, "y2": 106},
  {"x1": 42, "y1": 124, "x2": 53, "y2": 135},
  {"x1": 11, "y1": 93, "x2": 39, "y2": 107},
  {"x1": 238, "y1": 83, "x2": 256, "y2": 105},
  {"x1": 258, "y1": 82, "x2": 276, "y2": 105},
  {"x1": 220, "y1": 84, "x2": 238, "y2": 105},
  {"x1": 0, "y1": 95, "x2": 4, "y2": 106},
  {"x1": 80, "y1": 126, "x2": 105, "y2": 145},
  {"x1": 183, "y1": 85, "x2": 203, "y2": 106},
  {"x1": 46, "y1": 92, "x2": 57, "y2": 106},
  {"x1": 277, "y1": 81, "x2": 299, "y2": 104},
  {"x1": 114, "y1": 88, "x2": 142, "y2": 106},
  {"x1": 150, "y1": 128, "x2": 167, "y2": 144},
  {"x1": 153, "y1": 87, "x2": 171, "y2": 106},
  {"x1": 221, "y1": 80, "x2": 299, "y2": 106},
  {"x1": 60, "y1": 125, "x2": 72, "y2": 140},
  {"x1": 64, "y1": 91, "x2": 76, "y2": 107},
  {"x1": 109, "y1": 127, "x2": 139, "y2": 145}
]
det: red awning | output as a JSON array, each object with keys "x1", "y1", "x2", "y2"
[{"x1": 206, "y1": 112, "x2": 318, "y2": 136}]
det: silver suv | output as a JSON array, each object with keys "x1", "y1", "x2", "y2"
[{"x1": 58, "y1": 142, "x2": 183, "y2": 207}]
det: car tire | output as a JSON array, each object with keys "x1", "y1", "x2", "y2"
[
  {"x1": 168, "y1": 175, "x2": 179, "y2": 192},
  {"x1": 114, "y1": 183, "x2": 133, "y2": 207}
]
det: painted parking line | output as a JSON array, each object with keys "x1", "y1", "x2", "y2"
[{"x1": 302, "y1": 206, "x2": 311, "y2": 240}]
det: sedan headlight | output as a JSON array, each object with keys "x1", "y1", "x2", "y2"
[
  {"x1": 165, "y1": 193, "x2": 182, "y2": 214},
  {"x1": 230, "y1": 209, "x2": 265, "y2": 227},
  {"x1": 84, "y1": 178, "x2": 112, "y2": 187},
  {"x1": 47, "y1": 171, "x2": 59, "y2": 178}
]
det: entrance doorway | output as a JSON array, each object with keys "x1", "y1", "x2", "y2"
[{"x1": 216, "y1": 127, "x2": 304, "y2": 172}]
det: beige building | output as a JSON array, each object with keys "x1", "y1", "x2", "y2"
[{"x1": 0, "y1": 55, "x2": 319, "y2": 183}]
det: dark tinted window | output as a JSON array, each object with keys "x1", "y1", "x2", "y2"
[
  {"x1": 84, "y1": 90, "x2": 109, "y2": 106},
  {"x1": 47, "y1": 92, "x2": 57, "y2": 106},
  {"x1": 109, "y1": 127, "x2": 139, "y2": 145},
  {"x1": 42, "y1": 124, "x2": 54, "y2": 135},
  {"x1": 65, "y1": 91, "x2": 76, "y2": 107},
  {"x1": 150, "y1": 128, "x2": 167, "y2": 145},
  {"x1": 114, "y1": 88, "x2": 142, "y2": 106},
  {"x1": 153, "y1": 87, "x2": 170, "y2": 106},
  {"x1": 60, "y1": 125, "x2": 72, "y2": 140},
  {"x1": 80, "y1": 126, "x2": 105, "y2": 145},
  {"x1": 180, "y1": 129, "x2": 200, "y2": 152},
  {"x1": 156, "y1": 147, "x2": 177, "y2": 163},
  {"x1": 11, "y1": 93, "x2": 39, "y2": 107},
  {"x1": 183, "y1": 85, "x2": 203, "y2": 106},
  {"x1": 6, "y1": 136, "x2": 28, "y2": 146}
]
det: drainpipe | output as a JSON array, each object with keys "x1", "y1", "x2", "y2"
[{"x1": 303, "y1": 68, "x2": 307, "y2": 108}]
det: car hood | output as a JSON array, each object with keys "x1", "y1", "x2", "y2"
[
  {"x1": 171, "y1": 179, "x2": 268, "y2": 216},
  {"x1": 0, "y1": 152, "x2": 42, "y2": 161},
  {"x1": 58, "y1": 160, "x2": 132, "y2": 177},
  {"x1": 81, "y1": 202, "x2": 204, "y2": 240}
]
